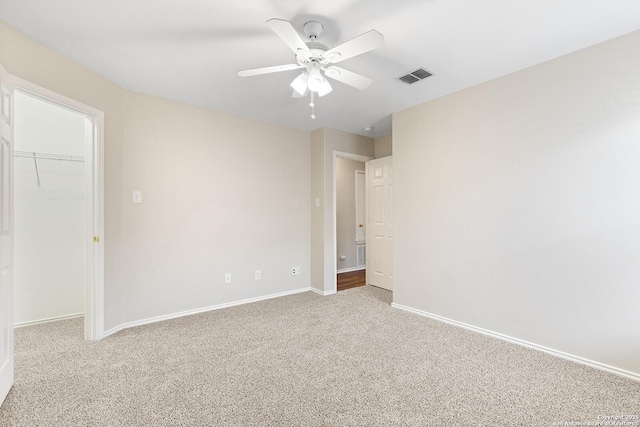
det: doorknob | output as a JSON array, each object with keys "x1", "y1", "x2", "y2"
[{"x1": 359, "y1": 224, "x2": 363, "y2": 227}]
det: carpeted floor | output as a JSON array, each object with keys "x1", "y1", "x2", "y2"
[{"x1": 1, "y1": 285, "x2": 638, "y2": 426}]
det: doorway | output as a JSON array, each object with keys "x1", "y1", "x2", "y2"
[
  {"x1": 14, "y1": 90, "x2": 87, "y2": 327},
  {"x1": 12, "y1": 82, "x2": 104, "y2": 341},
  {"x1": 336, "y1": 157, "x2": 366, "y2": 291},
  {"x1": 332, "y1": 151, "x2": 373, "y2": 293}
]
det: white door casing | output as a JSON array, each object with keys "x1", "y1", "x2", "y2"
[
  {"x1": 0, "y1": 62, "x2": 14, "y2": 407},
  {"x1": 12, "y1": 80, "x2": 105, "y2": 341},
  {"x1": 366, "y1": 156, "x2": 393, "y2": 291},
  {"x1": 355, "y1": 170, "x2": 366, "y2": 243}
]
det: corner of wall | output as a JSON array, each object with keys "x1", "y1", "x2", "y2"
[
  {"x1": 374, "y1": 134, "x2": 393, "y2": 159},
  {"x1": 310, "y1": 127, "x2": 325, "y2": 291}
]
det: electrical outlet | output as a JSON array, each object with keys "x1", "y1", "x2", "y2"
[
  {"x1": 225, "y1": 273, "x2": 231, "y2": 284},
  {"x1": 255, "y1": 270, "x2": 261, "y2": 280},
  {"x1": 292, "y1": 266, "x2": 301, "y2": 276}
]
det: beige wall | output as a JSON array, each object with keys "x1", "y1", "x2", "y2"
[
  {"x1": 336, "y1": 158, "x2": 365, "y2": 271},
  {"x1": 123, "y1": 92, "x2": 310, "y2": 322},
  {"x1": 374, "y1": 134, "x2": 392, "y2": 158},
  {"x1": 393, "y1": 30, "x2": 640, "y2": 376},
  {"x1": 0, "y1": 20, "x2": 126, "y2": 330},
  {"x1": 310, "y1": 128, "x2": 325, "y2": 291},
  {"x1": 1, "y1": 20, "x2": 312, "y2": 331}
]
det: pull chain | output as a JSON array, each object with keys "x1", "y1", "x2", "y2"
[{"x1": 310, "y1": 91, "x2": 316, "y2": 119}]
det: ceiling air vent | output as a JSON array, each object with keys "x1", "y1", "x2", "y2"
[{"x1": 398, "y1": 68, "x2": 433, "y2": 84}]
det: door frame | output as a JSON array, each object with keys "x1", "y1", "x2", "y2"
[
  {"x1": 332, "y1": 151, "x2": 373, "y2": 293},
  {"x1": 13, "y1": 79, "x2": 104, "y2": 341},
  {"x1": 355, "y1": 169, "x2": 366, "y2": 268},
  {"x1": 0, "y1": 61, "x2": 15, "y2": 408},
  {"x1": 355, "y1": 169, "x2": 366, "y2": 245}
]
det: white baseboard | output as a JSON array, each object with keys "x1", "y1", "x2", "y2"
[
  {"x1": 310, "y1": 287, "x2": 337, "y2": 296},
  {"x1": 14, "y1": 312, "x2": 84, "y2": 328},
  {"x1": 103, "y1": 287, "x2": 312, "y2": 339},
  {"x1": 391, "y1": 302, "x2": 640, "y2": 383},
  {"x1": 337, "y1": 267, "x2": 365, "y2": 274}
]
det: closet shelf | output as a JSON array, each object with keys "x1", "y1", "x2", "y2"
[
  {"x1": 14, "y1": 150, "x2": 85, "y2": 187},
  {"x1": 14, "y1": 151, "x2": 85, "y2": 162}
]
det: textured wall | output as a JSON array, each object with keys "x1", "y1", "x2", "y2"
[
  {"x1": 394, "y1": 30, "x2": 640, "y2": 376},
  {"x1": 374, "y1": 134, "x2": 392, "y2": 159},
  {"x1": 122, "y1": 92, "x2": 310, "y2": 322}
]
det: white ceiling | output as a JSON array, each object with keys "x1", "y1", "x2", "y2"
[{"x1": 1, "y1": 0, "x2": 639, "y2": 137}]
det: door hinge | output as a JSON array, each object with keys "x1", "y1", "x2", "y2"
[{"x1": 93, "y1": 236, "x2": 99, "y2": 243}]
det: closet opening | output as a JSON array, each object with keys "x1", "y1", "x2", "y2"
[{"x1": 12, "y1": 86, "x2": 104, "y2": 340}]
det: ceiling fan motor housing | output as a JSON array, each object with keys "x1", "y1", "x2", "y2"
[{"x1": 296, "y1": 44, "x2": 328, "y2": 66}]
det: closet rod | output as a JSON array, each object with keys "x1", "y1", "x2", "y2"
[{"x1": 14, "y1": 150, "x2": 85, "y2": 162}]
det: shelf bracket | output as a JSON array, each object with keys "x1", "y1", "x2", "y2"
[{"x1": 31, "y1": 152, "x2": 41, "y2": 187}]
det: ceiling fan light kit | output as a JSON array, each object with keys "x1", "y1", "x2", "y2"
[
  {"x1": 316, "y1": 77, "x2": 333, "y2": 97},
  {"x1": 307, "y1": 66, "x2": 323, "y2": 92},
  {"x1": 291, "y1": 73, "x2": 309, "y2": 96},
  {"x1": 238, "y1": 18, "x2": 385, "y2": 119}
]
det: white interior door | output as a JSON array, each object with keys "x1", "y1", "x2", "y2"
[
  {"x1": 366, "y1": 156, "x2": 393, "y2": 290},
  {"x1": 0, "y1": 62, "x2": 15, "y2": 406}
]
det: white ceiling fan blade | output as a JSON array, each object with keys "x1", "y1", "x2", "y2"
[
  {"x1": 324, "y1": 30, "x2": 384, "y2": 64},
  {"x1": 238, "y1": 64, "x2": 303, "y2": 77},
  {"x1": 324, "y1": 66, "x2": 373, "y2": 90},
  {"x1": 266, "y1": 18, "x2": 312, "y2": 57}
]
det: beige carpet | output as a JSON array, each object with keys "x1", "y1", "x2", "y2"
[{"x1": 1, "y1": 285, "x2": 638, "y2": 426}]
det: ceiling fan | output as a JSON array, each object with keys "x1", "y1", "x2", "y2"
[{"x1": 238, "y1": 19, "x2": 384, "y2": 117}]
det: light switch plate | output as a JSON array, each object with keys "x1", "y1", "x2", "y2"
[{"x1": 132, "y1": 191, "x2": 142, "y2": 204}]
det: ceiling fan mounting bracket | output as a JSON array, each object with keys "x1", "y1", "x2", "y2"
[{"x1": 303, "y1": 21, "x2": 324, "y2": 40}]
